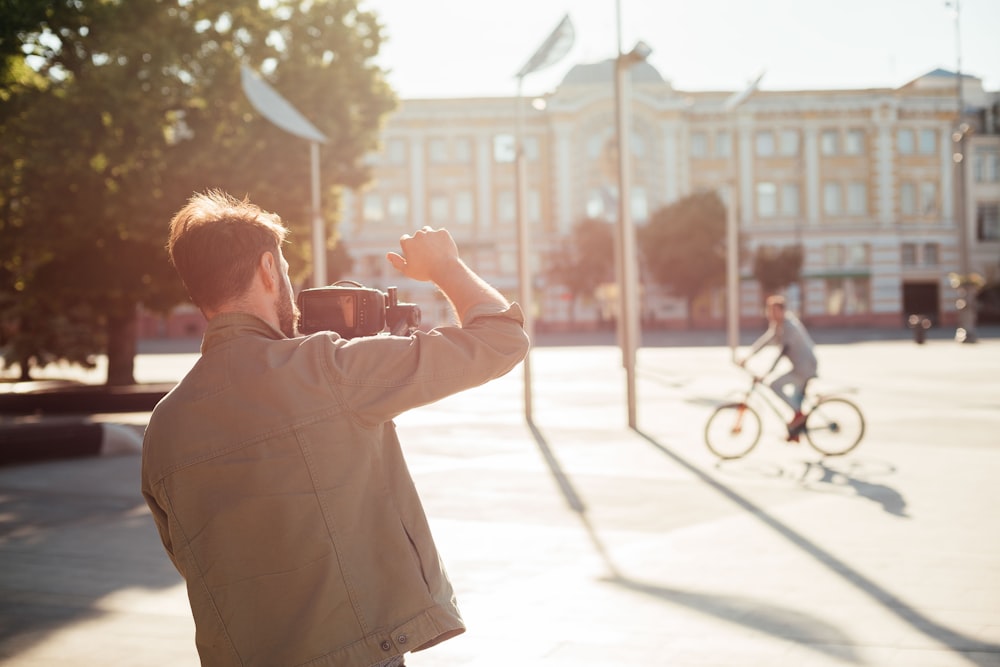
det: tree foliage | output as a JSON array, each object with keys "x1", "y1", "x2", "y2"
[
  {"x1": 544, "y1": 218, "x2": 615, "y2": 321},
  {"x1": 752, "y1": 244, "x2": 804, "y2": 299},
  {"x1": 638, "y1": 191, "x2": 728, "y2": 326},
  {"x1": 0, "y1": 0, "x2": 396, "y2": 384}
]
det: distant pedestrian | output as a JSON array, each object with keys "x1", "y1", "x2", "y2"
[
  {"x1": 738, "y1": 294, "x2": 817, "y2": 441},
  {"x1": 141, "y1": 190, "x2": 529, "y2": 666}
]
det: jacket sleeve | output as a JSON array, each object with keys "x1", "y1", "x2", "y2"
[
  {"x1": 317, "y1": 303, "x2": 530, "y2": 425},
  {"x1": 746, "y1": 324, "x2": 777, "y2": 359}
]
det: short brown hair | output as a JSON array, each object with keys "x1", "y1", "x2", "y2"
[{"x1": 167, "y1": 190, "x2": 289, "y2": 312}]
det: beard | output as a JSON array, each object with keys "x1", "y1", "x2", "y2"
[{"x1": 276, "y1": 277, "x2": 301, "y2": 338}]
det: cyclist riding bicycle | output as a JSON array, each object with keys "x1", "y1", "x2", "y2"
[{"x1": 738, "y1": 295, "x2": 817, "y2": 441}]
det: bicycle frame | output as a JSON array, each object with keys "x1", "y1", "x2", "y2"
[{"x1": 735, "y1": 370, "x2": 808, "y2": 427}]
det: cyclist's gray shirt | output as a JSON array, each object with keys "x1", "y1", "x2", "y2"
[{"x1": 749, "y1": 313, "x2": 817, "y2": 378}]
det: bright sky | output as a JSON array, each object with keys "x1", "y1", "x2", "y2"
[{"x1": 362, "y1": 0, "x2": 1000, "y2": 99}]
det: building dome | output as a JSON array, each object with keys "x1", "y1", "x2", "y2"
[{"x1": 561, "y1": 58, "x2": 667, "y2": 87}]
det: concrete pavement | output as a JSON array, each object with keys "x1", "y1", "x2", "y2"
[{"x1": 1, "y1": 335, "x2": 999, "y2": 666}]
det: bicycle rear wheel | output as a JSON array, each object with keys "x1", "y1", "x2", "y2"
[
  {"x1": 804, "y1": 397, "x2": 865, "y2": 456},
  {"x1": 705, "y1": 403, "x2": 762, "y2": 459}
]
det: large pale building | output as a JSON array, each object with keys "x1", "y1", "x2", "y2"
[{"x1": 339, "y1": 59, "x2": 999, "y2": 334}]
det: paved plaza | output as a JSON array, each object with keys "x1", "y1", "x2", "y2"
[{"x1": 1, "y1": 331, "x2": 999, "y2": 666}]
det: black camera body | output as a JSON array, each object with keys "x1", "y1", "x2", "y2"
[{"x1": 297, "y1": 281, "x2": 421, "y2": 338}]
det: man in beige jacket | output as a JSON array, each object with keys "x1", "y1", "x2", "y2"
[{"x1": 142, "y1": 190, "x2": 529, "y2": 666}]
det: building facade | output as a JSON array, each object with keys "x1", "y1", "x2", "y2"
[{"x1": 335, "y1": 61, "x2": 1000, "y2": 334}]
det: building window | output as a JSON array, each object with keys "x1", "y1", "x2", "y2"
[
  {"x1": 386, "y1": 138, "x2": 407, "y2": 165},
  {"x1": 821, "y1": 130, "x2": 839, "y2": 156},
  {"x1": 631, "y1": 187, "x2": 648, "y2": 222},
  {"x1": 847, "y1": 182, "x2": 867, "y2": 216},
  {"x1": 825, "y1": 243, "x2": 846, "y2": 267},
  {"x1": 493, "y1": 134, "x2": 516, "y2": 163},
  {"x1": 497, "y1": 190, "x2": 516, "y2": 223},
  {"x1": 756, "y1": 131, "x2": 775, "y2": 157},
  {"x1": 586, "y1": 188, "x2": 605, "y2": 219},
  {"x1": 845, "y1": 129, "x2": 865, "y2": 155},
  {"x1": 454, "y1": 137, "x2": 473, "y2": 163},
  {"x1": 779, "y1": 130, "x2": 799, "y2": 156},
  {"x1": 587, "y1": 134, "x2": 604, "y2": 159},
  {"x1": 978, "y1": 203, "x2": 1000, "y2": 240},
  {"x1": 898, "y1": 129, "x2": 915, "y2": 155},
  {"x1": 428, "y1": 138, "x2": 448, "y2": 163},
  {"x1": 923, "y1": 243, "x2": 939, "y2": 266},
  {"x1": 974, "y1": 148, "x2": 1000, "y2": 182},
  {"x1": 781, "y1": 183, "x2": 800, "y2": 216},
  {"x1": 387, "y1": 194, "x2": 409, "y2": 224},
  {"x1": 900, "y1": 182, "x2": 916, "y2": 215},
  {"x1": 629, "y1": 131, "x2": 647, "y2": 159},
  {"x1": 528, "y1": 189, "x2": 542, "y2": 223},
  {"x1": 455, "y1": 191, "x2": 474, "y2": 225},
  {"x1": 847, "y1": 243, "x2": 870, "y2": 266},
  {"x1": 363, "y1": 193, "x2": 384, "y2": 223},
  {"x1": 823, "y1": 182, "x2": 842, "y2": 215},
  {"x1": 524, "y1": 136, "x2": 541, "y2": 162},
  {"x1": 825, "y1": 277, "x2": 870, "y2": 315},
  {"x1": 918, "y1": 128, "x2": 936, "y2": 155},
  {"x1": 691, "y1": 132, "x2": 708, "y2": 158},
  {"x1": 919, "y1": 182, "x2": 937, "y2": 215},
  {"x1": 715, "y1": 131, "x2": 732, "y2": 158},
  {"x1": 429, "y1": 194, "x2": 449, "y2": 222},
  {"x1": 756, "y1": 182, "x2": 777, "y2": 217},
  {"x1": 901, "y1": 242, "x2": 917, "y2": 266}
]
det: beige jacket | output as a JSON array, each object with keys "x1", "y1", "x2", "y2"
[{"x1": 141, "y1": 303, "x2": 528, "y2": 666}]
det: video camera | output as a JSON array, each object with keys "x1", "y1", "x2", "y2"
[{"x1": 297, "y1": 281, "x2": 421, "y2": 338}]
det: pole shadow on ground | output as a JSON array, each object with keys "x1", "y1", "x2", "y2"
[
  {"x1": 526, "y1": 422, "x2": 863, "y2": 665},
  {"x1": 635, "y1": 428, "x2": 999, "y2": 667}
]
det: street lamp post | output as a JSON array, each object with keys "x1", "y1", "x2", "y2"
[
  {"x1": 613, "y1": 20, "x2": 651, "y2": 429},
  {"x1": 950, "y1": 0, "x2": 978, "y2": 343},
  {"x1": 241, "y1": 65, "x2": 328, "y2": 287}
]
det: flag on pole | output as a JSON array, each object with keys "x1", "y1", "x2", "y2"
[
  {"x1": 241, "y1": 65, "x2": 327, "y2": 144},
  {"x1": 515, "y1": 14, "x2": 575, "y2": 79},
  {"x1": 723, "y1": 70, "x2": 766, "y2": 111}
]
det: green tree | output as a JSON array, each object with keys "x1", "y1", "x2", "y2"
[
  {"x1": 0, "y1": 0, "x2": 395, "y2": 384},
  {"x1": 544, "y1": 218, "x2": 615, "y2": 322},
  {"x1": 638, "y1": 191, "x2": 728, "y2": 328},
  {"x1": 752, "y1": 244, "x2": 804, "y2": 300}
]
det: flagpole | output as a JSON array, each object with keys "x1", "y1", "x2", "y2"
[{"x1": 513, "y1": 14, "x2": 574, "y2": 424}]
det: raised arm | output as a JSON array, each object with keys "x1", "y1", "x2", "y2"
[{"x1": 386, "y1": 226, "x2": 509, "y2": 323}]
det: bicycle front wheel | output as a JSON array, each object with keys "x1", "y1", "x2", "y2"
[
  {"x1": 804, "y1": 397, "x2": 865, "y2": 456},
  {"x1": 705, "y1": 403, "x2": 762, "y2": 459}
]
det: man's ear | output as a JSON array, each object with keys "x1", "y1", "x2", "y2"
[{"x1": 258, "y1": 251, "x2": 279, "y2": 292}]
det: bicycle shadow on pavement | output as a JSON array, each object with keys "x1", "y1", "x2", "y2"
[
  {"x1": 526, "y1": 422, "x2": 864, "y2": 665},
  {"x1": 715, "y1": 457, "x2": 910, "y2": 518},
  {"x1": 800, "y1": 459, "x2": 909, "y2": 518},
  {"x1": 637, "y1": 429, "x2": 999, "y2": 667}
]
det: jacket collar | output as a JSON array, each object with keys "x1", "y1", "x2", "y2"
[{"x1": 201, "y1": 312, "x2": 286, "y2": 354}]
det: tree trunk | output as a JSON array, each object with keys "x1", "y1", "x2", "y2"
[
  {"x1": 106, "y1": 307, "x2": 137, "y2": 386},
  {"x1": 18, "y1": 356, "x2": 33, "y2": 382}
]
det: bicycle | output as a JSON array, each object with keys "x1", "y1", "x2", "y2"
[{"x1": 704, "y1": 367, "x2": 865, "y2": 460}]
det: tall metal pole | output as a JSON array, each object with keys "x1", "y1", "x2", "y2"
[
  {"x1": 723, "y1": 71, "x2": 764, "y2": 359},
  {"x1": 614, "y1": 0, "x2": 640, "y2": 429},
  {"x1": 952, "y1": 0, "x2": 977, "y2": 343},
  {"x1": 515, "y1": 77, "x2": 534, "y2": 421},
  {"x1": 726, "y1": 181, "x2": 740, "y2": 360},
  {"x1": 310, "y1": 141, "x2": 326, "y2": 288}
]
